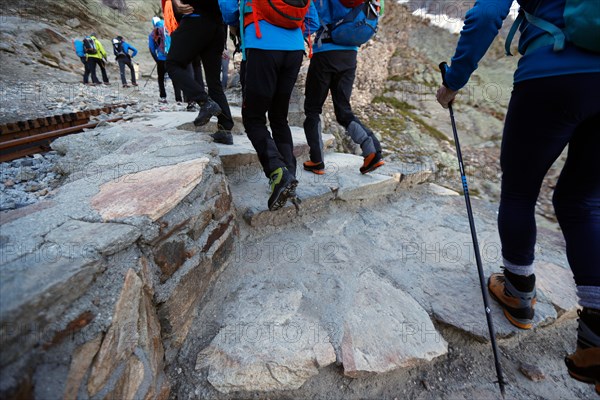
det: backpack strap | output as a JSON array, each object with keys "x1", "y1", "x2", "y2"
[
  {"x1": 505, "y1": 10, "x2": 524, "y2": 56},
  {"x1": 523, "y1": 10, "x2": 566, "y2": 52},
  {"x1": 505, "y1": 6, "x2": 566, "y2": 56}
]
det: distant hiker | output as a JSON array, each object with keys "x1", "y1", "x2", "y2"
[
  {"x1": 220, "y1": 0, "x2": 320, "y2": 210},
  {"x1": 165, "y1": 0, "x2": 235, "y2": 145},
  {"x1": 436, "y1": 0, "x2": 600, "y2": 394},
  {"x1": 148, "y1": 17, "x2": 184, "y2": 103},
  {"x1": 303, "y1": 0, "x2": 383, "y2": 175},
  {"x1": 73, "y1": 39, "x2": 92, "y2": 84},
  {"x1": 112, "y1": 36, "x2": 138, "y2": 88},
  {"x1": 85, "y1": 34, "x2": 110, "y2": 85},
  {"x1": 221, "y1": 48, "x2": 230, "y2": 89}
]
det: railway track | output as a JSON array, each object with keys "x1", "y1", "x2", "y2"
[{"x1": 0, "y1": 103, "x2": 134, "y2": 162}]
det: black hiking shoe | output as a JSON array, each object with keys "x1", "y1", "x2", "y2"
[
  {"x1": 210, "y1": 130, "x2": 233, "y2": 145},
  {"x1": 303, "y1": 160, "x2": 325, "y2": 175},
  {"x1": 488, "y1": 271, "x2": 536, "y2": 329},
  {"x1": 268, "y1": 167, "x2": 298, "y2": 211},
  {"x1": 565, "y1": 308, "x2": 600, "y2": 395},
  {"x1": 360, "y1": 152, "x2": 384, "y2": 174},
  {"x1": 194, "y1": 99, "x2": 221, "y2": 126},
  {"x1": 186, "y1": 102, "x2": 197, "y2": 112}
]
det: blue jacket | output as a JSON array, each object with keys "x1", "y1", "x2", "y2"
[
  {"x1": 115, "y1": 41, "x2": 137, "y2": 58},
  {"x1": 148, "y1": 34, "x2": 166, "y2": 61},
  {"x1": 444, "y1": 0, "x2": 600, "y2": 90},
  {"x1": 219, "y1": 0, "x2": 320, "y2": 52},
  {"x1": 73, "y1": 39, "x2": 85, "y2": 57},
  {"x1": 312, "y1": 0, "x2": 358, "y2": 53}
]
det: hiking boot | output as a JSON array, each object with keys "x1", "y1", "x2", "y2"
[
  {"x1": 194, "y1": 99, "x2": 222, "y2": 126},
  {"x1": 565, "y1": 308, "x2": 600, "y2": 395},
  {"x1": 268, "y1": 167, "x2": 298, "y2": 211},
  {"x1": 186, "y1": 102, "x2": 197, "y2": 112},
  {"x1": 104, "y1": 82, "x2": 111, "y2": 86},
  {"x1": 132, "y1": 82, "x2": 138, "y2": 86},
  {"x1": 303, "y1": 160, "x2": 325, "y2": 175},
  {"x1": 210, "y1": 130, "x2": 233, "y2": 145},
  {"x1": 360, "y1": 152, "x2": 385, "y2": 174},
  {"x1": 158, "y1": 97, "x2": 167, "y2": 104},
  {"x1": 487, "y1": 271, "x2": 536, "y2": 329},
  {"x1": 123, "y1": 84, "x2": 130, "y2": 88}
]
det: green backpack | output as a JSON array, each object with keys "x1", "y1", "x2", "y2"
[{"x1": 506, "y1": 0, "x2": 600, "y2": 55}]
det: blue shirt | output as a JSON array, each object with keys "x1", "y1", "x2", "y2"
[
  {"x1": 311, "y1": 0, "x2": 358, "y2": 54},
  {"x1": 445, "y1": 0, "x2": 600, "y2": 91},
  {"x1": 219, "y1": 0, "x2": 320, "y2": 51}
]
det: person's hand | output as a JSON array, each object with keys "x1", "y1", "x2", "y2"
[
  {"x1": 172, "y1": 0, "x2": 194, "y2": 14},
  {"x1": 436, "y1": 85, "x2": 458, "y2": 109}
]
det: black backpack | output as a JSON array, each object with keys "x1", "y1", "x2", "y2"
[
  {"x1": 83, "y1": 37, "x2": 97, "y2": 54},
  {"x1": 113, "y1": 37, "x2": 127, "y2": 57}
]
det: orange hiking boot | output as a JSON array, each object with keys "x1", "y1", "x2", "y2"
[
  {"x1": 360, "y1": 152, "x2": 384, "y2": 174},
  {"x1": 565, "y1": 308, "x2": 600, "y2": 395},
  {"x1": 303, "y1": 160, "x2": 325, "y2": 175},
  {"x1": 488, "y1": 271, "x2": 536, "y2": 329}
]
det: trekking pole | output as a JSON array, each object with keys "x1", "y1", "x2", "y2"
[
  {"x1": 439, "y1": 62, "x2": 506, "y2": 398},
  {"x1": 143, "y1": 64, "x2": 158, "y2": 89}
]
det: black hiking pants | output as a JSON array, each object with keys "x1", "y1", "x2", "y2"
[
  {"x1": 167, "y1": 15, "x2": 233, "y2": 130},
  {"x1": 80, "y1": 56, "x2": 90, "y2": 83},
  {"x1": 85, "y1": 58, "x2": 101, "y2": 84},
  {"x1": 156, "y1": 60, "x2": 183, "y2": 102},
  {"x1": 117, "y1": 56, "x2": 136, "y2": 85},
  {"x1": 499, "y1": 73, "x2": 600, "y2": 286},
  {"x1": 242, "y1": 49, "x2": 304, "y2": 178},
  {"x1": 304, "y1": 50, "x2": 380, "y2": 163}
]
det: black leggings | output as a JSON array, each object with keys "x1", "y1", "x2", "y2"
[{"x1": 499, "y1": 73, "x2": 600, "y2": 285}]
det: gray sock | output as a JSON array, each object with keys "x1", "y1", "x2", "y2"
[
  {"x1": 503, "y1": 257, "x2": 535, "y2": 276},
  {"x1": 577, "y1": 285, "x2": 600, "y2": 310}
]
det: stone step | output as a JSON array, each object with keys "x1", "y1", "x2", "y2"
[
  {"x1": 141, "y1": 109, "x2": 335, "y2": 171},
  {"x1": 228, "y1": 152, "x2": 431, "y2": 227}
]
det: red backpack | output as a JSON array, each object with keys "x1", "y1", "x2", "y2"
[{"x1": 243, "y1": 0, "x2": 310, "y2": 33}]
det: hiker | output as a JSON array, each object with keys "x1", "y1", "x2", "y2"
[
  {"x1": 85, "y1": 34, "x2": 110, "y2": 85},
  {"x1": 221, "y1": 48, "x2": 230, "y2": 89},
  {"x1": 112, "y1": 36, "x2": 138, "y2": 88},
  {"x1": 303, "y1": 0, "x2": 383, "y2": 175},
  {"x1": 148, "y1": 17, "x2": 184, "y2": 104},
  {"x1": 436, "y1": 0, "x2": 600, "y2": 393},
  {"x1": 73, "y1": 39, "x2": 92, "y2": 84},
  {"x1": 165, "y1": 0, "x2": 235, "y2": 144},
  {"x1": 219, "y1": 0, "x2": 320, "y2": 210}
]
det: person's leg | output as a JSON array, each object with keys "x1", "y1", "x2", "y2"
[
  {"x1": 89, "y1": 58, "x2": 100, "y2": 84},
  {"x1": 156, "y1": 60, "x2": 167, "y2": 99},
  {"x1": 99, "y1": 62, "x2": 109, "y2": 83},
  {"x1": 492, "y1": 73, "x2": 600, "y2": 330},
  {"x1": 193, "y1": 57, "x2": 206, "y2": 95},
  {"x1": 242, "y1": 49, "x2": 287, "y2": 176},
  {"x1": 118, "y1": 59, "x2": 127, "y2": 85},
  {"x1": 82, "y1": 57, "x2": 90, "y2": 84},
  {"x1": 268, "y1": 50, "x2": 304, "y2": 177},
  {"x1": 303, "y1": 52, "x2": 333, "y2": 166},
  {"x1": 221, "y1": 54, "x2": 229, "y2": 89},
  {"x1": 167, "y1": 17, "x2": 210, "y2": 103},
  {"x1": 127, "y1": 59, "x2": 137, "y2": 85},
  {"x1": 557, "y1": 107, "x2": 600, "y2": 393},
  {"x1": 200, "y1": 23, "x2": 233, "y2": 131}
]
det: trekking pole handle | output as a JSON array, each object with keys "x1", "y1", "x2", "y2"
[{"x1": 439, "y1": 62, "x2": 449, "y2": 87}]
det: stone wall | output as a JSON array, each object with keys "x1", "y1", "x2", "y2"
[{"x1": 0, "y1": 118, "x2": 237, "y2": 399}]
